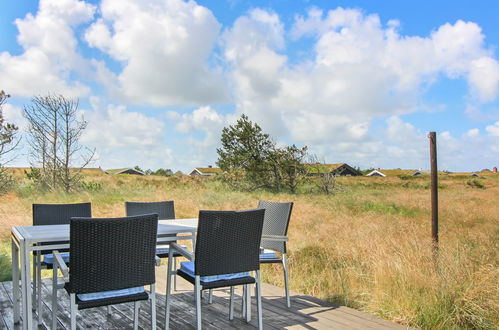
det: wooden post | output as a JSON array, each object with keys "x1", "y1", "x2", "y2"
[{"x1": 429, "y1": 132, "x2": 438, "y2": 255}]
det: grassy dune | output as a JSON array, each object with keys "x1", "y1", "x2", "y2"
[{"x1": 0, "y1": 171, "x2": 497, "y2": 329}]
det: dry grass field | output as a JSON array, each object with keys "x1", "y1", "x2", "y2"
[{"x1": 0, "y1": 169, "x2": 497, "y2": 329}]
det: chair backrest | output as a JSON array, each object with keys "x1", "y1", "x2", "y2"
[
  {"x1": 194, "y1": 209, "x2": 265, "y2": 277},
  {"x1": 125, "y1": 201, "x2": 175, "y2": 220},
  {"x1": 33, "y1": 203, "x2": 92, "y2": 226},
  {"x1": 67, "y1": 214, "x2": 158, "y2": 294},
  {"x1": 257, "y1": 201, "x2": 293, "y2": 253}
]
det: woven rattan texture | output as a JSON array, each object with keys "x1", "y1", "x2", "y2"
[
  {"x1": 194, "y1": 209, "x2": 265, "y2": 277},
  {"x1": 125, "y1": 201, "x2": 175, "y2": 220},
  {"x1": 33, "y1": 203, "x2": 92, "y2": 226},
  {"x1": 67, "y1": 214, "x2": 158, "y2": 294},
  {"x1": 257, "y1": 201, "x2": 293, "y2": 253},
  {"x1": 71, "y1": 290, "x2": 149, "y2": 310},
  {"x1": 125, "y1": 201, "x2": 176, "y2": 242},
  {"x1": 33, "y1": 202, "x2": 92, "y2": 255}
]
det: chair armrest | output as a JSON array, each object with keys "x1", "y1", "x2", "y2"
[
  {"x1": 170, "y1": 243, "x2": 193, "y2": 260},
  {"x1": 155, "y1": 256, "x2": 161, "y2": 266},
  {"x1": 262, "y1": 235, "x2": 288, "y2": 242},
  {"x1": 53, "y1": 250, "x2": 69, "y2": 282}
]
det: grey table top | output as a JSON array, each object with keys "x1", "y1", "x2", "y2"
[{"x1": 12, "y1": 218, "x2": 198, "y2": 243}]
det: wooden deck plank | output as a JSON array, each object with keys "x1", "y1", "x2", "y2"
[
  {"x1": 157, "y1": 271, "x2": 359, "y2": 329},
  {"x1": 1, "y1": 282, "x2": 27, "y2": 330},
  {"x1": 0, "y1": 282, "x2": 14, "y2": 330},
  {"x1": 0, "y1": 278, "x2": 407, "y2": 329},
  {"x1": 42, "y1": 279, "x2": 139, "y2": 330},
  {"x1": 256, "y1": 281, "x2": 408, "y2": 329}
]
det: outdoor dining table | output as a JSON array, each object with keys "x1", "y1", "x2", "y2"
[{"x1": 10, "y1": 218, "x2": 198, "y2": 330}]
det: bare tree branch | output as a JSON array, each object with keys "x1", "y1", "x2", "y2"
[{"x1": 23, "y1": 94, "x2": 94, "y2": 192}]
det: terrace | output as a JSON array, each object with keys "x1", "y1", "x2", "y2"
[{"x1": 0, "y1": 270, "x2": 407, "y2": 329}]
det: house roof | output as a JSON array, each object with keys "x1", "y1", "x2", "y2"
[
  {"x1": 366, "y1": 169, "x2": 386, "y2": 177},
  {"x1": 105, "y1": 168, "x2": 145, "y2": 175},
  {"x1": 195, "y1": 167, "x2": 222, "y2": 174},
  {"x1": 374, "y1": 169, "x2": 428, "y2": 177},
  {"x1": 305, "y1": 163, "x2": 348, "y2": 173}
]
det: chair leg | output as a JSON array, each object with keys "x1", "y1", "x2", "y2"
[
  {"x1": 52, "y1": 266, "x2": 58, "y2": 330},
  {"x1": 32, "y1": 255, "x2": 37, "y2": 310},
  {"x1": 70, "y1": 293, "x2": 77, "y2": 330},
  {"x1": 255, "y1": 271, "x2": 263, "y2": 330},
  {"x1": 165, "y1": 250, "x2": 174, "y2": 330},
  {"x1": 229, "y1": 286, "x2": 235, "y2": 321},
  {"x1": 208, "y1": 289, "x2": 213, "y2": 304},
  {"x1": 282, "y1": 254, "x2": 291, "y2": 308},
  {"x1": 36, "y1": 254, "x2": 43, "y2": 324},
  {"x1": 133, "y1": 301, "x2": 140, "y2": 330},
  {"x1": 173, "y1": 256, "x2": 177, "y2": 291},
  {"x1": 245, "y1": 284, "x2": 251, "y2": 323},
  {"x1": 195, "y1": 276, "x2": 202, "y2": 330},
  {"x1": 150, "y1": 284, "x2": 156, "y2": 330},
  {"x1": 107, "y1": 305, "x2": 112, "y2": 315},
  {"x1": 241, "y1": 285, "x2": 245, "y2": 318}
]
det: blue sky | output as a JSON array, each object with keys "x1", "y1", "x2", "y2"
[{"x1": 1, "y1": 0, "x2": 498, "y2": 172}]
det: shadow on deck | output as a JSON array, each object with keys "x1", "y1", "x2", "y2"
[{"x1": 0, "y1": 277, "x2": 408, "y2": 329}]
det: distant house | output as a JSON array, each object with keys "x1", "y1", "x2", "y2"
[
  {"x1": 365, "y1": 169, "x2": 428, "y2": 177},
  {"x1": 366, "y1": 169, "x2": 386, "y2": 177},
  {"x1": 470, "y1": 173, "x2": 480, "y2": 177},
  {"x1": 105, "y1": 168, "x2": 145, "y2": 176},
  {"x1": 189, "y1": 166, "x2": 223, "y2": 176},
  {"x1": 306, "y1": 163, "x2": 362, "y2": 176}
]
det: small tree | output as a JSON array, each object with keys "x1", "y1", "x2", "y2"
[
  {"x1": 153, "y1": 168, "x2": 173, "y2": 176},
  {"x1": 0, "y1": 90, "x2": 19, "y2": 193},
  {"x1": 24, "y1": 94, "x2": 95, "y2": 192},
  {"x1": 217, "y1": 114, "x2": 308, "y2": 193},
  {"x1": 307, "y1": 156, "x2": 342, "y2": 195},
  {"x1": 217, "y1": 114, "x2": 275, "y2": 190},
  {"x1": 272, "y1": 145, "x2": 308, "y2": 193}
]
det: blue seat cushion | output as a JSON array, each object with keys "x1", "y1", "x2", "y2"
[
  {"x1": 260, "y1": 252, "x2": 278, "y2": 259},
  {"x1": 180, "y1": 261, "x2": 249, "y2": 282},
  {"x1": 43, "y1": 253, "x2": 70, "y2": 264},
  {"x1": 77, "y1": 287, "x2": 145, "y2": 301}
]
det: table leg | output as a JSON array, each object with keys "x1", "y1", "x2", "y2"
[
  {"x1": 20, "y1": 240, "x2": 33, "y2": 330},
  {"x1": 11, "y1": 239, "x2": 20, "y2": 323}
]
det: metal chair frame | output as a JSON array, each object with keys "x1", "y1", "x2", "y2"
[
  {"x1": 31, "y1": 203, "x2": 92, "y2": 325},
  {"x1": 165, "y1": 209, "x2": 265, "y2": 330},
  {"x1": 51, "y1": 214, "x2": 159, "y2": 330}
]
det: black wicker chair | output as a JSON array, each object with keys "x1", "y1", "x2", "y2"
[
  {"x1": 259, "y1": 201, "x2": 293, "y2": 307},
  {"x1": 51, "y1": 214, "x2": 159, "y2": 330},
  {"x1": 125, "y1": 201, "x2": 177, "y2": 259},
  {"x1": 165, "y1": 209, "x2": 265, "y2": 330},
  {"x1": 125, "y1": 201, "x2": 190, "y2": 290},
  {"x1": 32, "y1": 203, "x2": 92, "y2": 325},
  {"x1": 246, "y1": 201, "x2": 294, "y2": 309}
]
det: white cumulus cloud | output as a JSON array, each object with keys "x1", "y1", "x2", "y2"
[
  {"x1": 218, "y1": 7, "x2": 499, "y2": 168},
  {"x1": 84, "y1": 0, "x2": 228, "y2": 106},
  {"x1": 0, "y1": 0, "x2": 95, "y2": 97},
  {"x1": 486, "y1": 121, "x2": 499, "y2": 136},
  {"x1": 81, "y1": 100, "x2": 172, "y2": 169}
]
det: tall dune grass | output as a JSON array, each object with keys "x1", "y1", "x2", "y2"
[{"x1": 0, "y1": 172, "x2": 497, "y2": 329}]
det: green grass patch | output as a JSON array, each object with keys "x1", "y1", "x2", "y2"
[
  {"x1": 344, "y1": 199, "x2": 422, "y2": 217},
  {"x1": 0, "y1": 240, "x2": 11, "y2": 281}
]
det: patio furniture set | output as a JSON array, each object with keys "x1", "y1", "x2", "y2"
[{"x1": 10, "y1": 200, "x2": 293, "y2": 330}]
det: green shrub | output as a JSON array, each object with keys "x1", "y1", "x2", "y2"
[
  {"x1": 466, "y1": 179, "x2": 485, "y2": 189},
  {"x1": 0, "y1": 240, "x2": 11, "y2": 281},
  {"x1": 79, "y1": 181, "x2": 103, "y2": 192}
]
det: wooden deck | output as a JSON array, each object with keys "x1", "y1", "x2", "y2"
[{"x1": 0, "y1": 271, "x2": 408, "y2": 329}]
